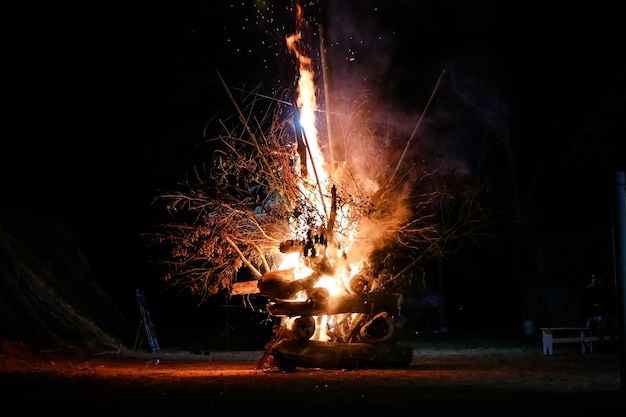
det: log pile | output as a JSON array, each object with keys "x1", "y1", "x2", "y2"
[{"x1": 232, "y1": 264, "x2": 413, "y2": 370}]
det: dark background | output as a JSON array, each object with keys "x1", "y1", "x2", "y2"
[{"x1": 3, "y1": 1, "x2": 625, "y2": 347}]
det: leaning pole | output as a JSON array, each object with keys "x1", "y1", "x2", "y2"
[{"x1": 611, "y1": 170, "x2": 626, "y2": 393}]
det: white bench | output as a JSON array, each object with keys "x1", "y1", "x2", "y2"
[{"x1": 540, "y1": 327, "x2": 599, "y2": 355}]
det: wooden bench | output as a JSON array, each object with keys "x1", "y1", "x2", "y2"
[{"x1": 540, "y1": 327, "x2": 599, "y2": 355}]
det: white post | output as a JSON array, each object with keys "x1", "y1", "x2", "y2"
[{"x1": 611, "y1": 171, "x2": 625, "y2": 391}]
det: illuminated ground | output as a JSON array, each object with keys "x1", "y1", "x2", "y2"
[{"x1": 2, "y1": 334, "x2": 623, "y2": 415}]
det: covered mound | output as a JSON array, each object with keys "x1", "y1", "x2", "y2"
[{"x1": 0, "y1": 208, "x2": 134, "y2": 356}]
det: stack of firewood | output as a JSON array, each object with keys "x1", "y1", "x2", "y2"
[{"x1": 233, "y1": 266, "x2": 413, "y2": 370}]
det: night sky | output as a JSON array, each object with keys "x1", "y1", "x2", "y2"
[{"x1": 4, "y1": 1, "x2": 625, "y2": 338}]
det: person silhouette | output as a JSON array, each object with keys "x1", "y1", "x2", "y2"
[{"x1": 581, "y1": 273, "x2": 617, "y2": 351}]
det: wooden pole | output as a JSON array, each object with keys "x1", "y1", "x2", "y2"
[
  {"x1": 388, "y1": 68, "x2": 447, "y2": 187},
  {"x1": 318, "y1": 24, "x2": 335, "y2": 177}
]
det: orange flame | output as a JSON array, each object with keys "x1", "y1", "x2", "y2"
[{"x1": 280, "y1": 4, "x2": 363, "y2": 342}]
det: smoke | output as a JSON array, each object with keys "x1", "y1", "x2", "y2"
[
  {"x1": 321, "y1": 1, "x2": 431, "y2": 187},
  {"x1": 320, "y1": 1, "x2": 511, "y2": 188},
  {"x1": 323, "y1": 2, "x2": 394, "y2": 97}
]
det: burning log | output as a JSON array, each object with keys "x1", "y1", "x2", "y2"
[
  {"x1": 264, "y1": 339, "x2": 413, "y2": 370},
  {"x1": 228, "y1": 258, "x2": 333, "y2": 297},
  {"x1": 348, "y1": 273, "x2": 371, "y2": 294},
  {"x1": 256, "y1": 317, "x2": 316, "y2": 369},
  {"x1": 290, "y1": 316, "x2": 316, "y2": 340},
  {"x1": 258, "y1": 270, "x2": 321, "y2": 300},
  {"x1": 267, "y1": 293, "x2": 403, "y2": 317},
  {"x1": 229, "y1": 280, "x2": 260, "y2": 296},
  {"x1": 306, "y1": 286, "x2": 329, "y2": 305}
]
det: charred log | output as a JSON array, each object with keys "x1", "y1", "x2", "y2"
[
  {"x1": 264, "y1": 339, "x2": 413, "y2": 370},
  {"x1": 348, "y1": 273, "x2": 371, "y2": 294},
  {"x1": 256, "y1": 317, "x2": 315, "y2": 369},
  {"x1": 290, "y1": 316, "x2": 316, "y2": 340},
  {"x1": 359, "y1": 311, "x2": 394, "y2": 343},
  {"x1": 258, "y1": 270, "x2": 321, "y2": 300},
  {"x1": 229, "y1": 261, "x2": 333, "y2": 297},
  {"x1": 306, "y1": 286, "x2": 329, "y2": 304},
  {"x1": 302, "y1": 256, "x2": 334, "y2": 276},
  {"x1": 267, "y1": 293, "x2": 403, "y2": 317}
]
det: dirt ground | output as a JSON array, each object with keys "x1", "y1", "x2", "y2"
[{"x1": 1, "y1": 334, "x2": 624, "y2": 416}]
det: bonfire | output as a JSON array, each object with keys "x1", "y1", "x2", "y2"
[{"x1": 151, "y1": 3, "x2": 486, "y2": 370}]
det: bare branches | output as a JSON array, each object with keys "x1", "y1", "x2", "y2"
[
  {"x1": 150, "y1": 81, "x2": 328, "y2": 299},
  {"x1": 388, "y1": 68, "x2": 447, "y2": 187},
  {"x1": 149, "y1": 76, "x2": 491, "y2": 304}
]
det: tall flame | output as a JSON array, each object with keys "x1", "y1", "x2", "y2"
[
  {"x1": 279, "y1": 4, "x2": 364, "y2": 342},
  {"x1": 285, "y1": 27, "x2": 324, "y2": 181}
]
